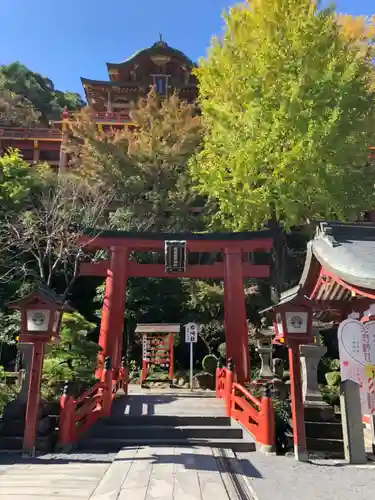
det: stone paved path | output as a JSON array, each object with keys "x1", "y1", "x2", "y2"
[
  {"x1": 0, "y1": 447, "x2": 237, "y2": 500},
  {"x1": 237, "y1": 451, "x2": 375, "y2": 500},
  {"x1": 113, "y1": 385, "x2": 226, "y2": 417},
  {"x1": 3, "y1": 448, "x2": 375, "y2": 499},
  {"x1": 0, "y1": 456, "x2": 109, "y2": 499}
]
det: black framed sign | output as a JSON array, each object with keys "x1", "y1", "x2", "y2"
[{"x1": 165, "y1": 240, "x2": 187, "y2": 273}]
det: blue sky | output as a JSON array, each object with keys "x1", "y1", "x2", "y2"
[{"x1": 0, "y1": 0, "x2": 373, "y2": 96}]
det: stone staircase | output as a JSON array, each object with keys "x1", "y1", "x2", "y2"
[
  {"x1": 305, "y1": 420, "x2": 344, "y2": 457},
  {"x1": 77, "y1": 392, "x2": 256, "y2": 453},
  {"x1": 284, "y1": 406, "x2": 345, "y2": 458},
  {"x1": 304, "y1": 406, "x2": 344, "y2": 458},
  {"x1": 0, "y1": 415, "x2": 56, "y2": 453}
]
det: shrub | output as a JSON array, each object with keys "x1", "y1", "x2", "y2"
[
  {"x1": 250, "y1": 367, "x2": 260, "y2": 381},
  {"x1": 41, "y1": 312, "x2": 99, "y2": 400},
  {"x1": 202, "y1": 354, "x2": 218, "y2": 374},
  {"x1": 218, "y1": 343, "x2": 226, "y2": 360},
  {"x1": 318, "y1": 356, "x2": 340, "y2": 384},
  {"x1": 0, "y1": 366, "x2": 18, "y2": 416},
  {"x1": 325, "y1": 371, "x2": 341, "y2": 387},
  {"x1": 329, "y1": 359, "x2": 340, "y2": 371},
  {"x1": 320, "y1": 384, "x2": 340, "y2": 407}
]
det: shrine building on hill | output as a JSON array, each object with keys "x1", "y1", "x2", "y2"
[{"x1": 0, "y1": 38, "x2": 197, "y2": 170}]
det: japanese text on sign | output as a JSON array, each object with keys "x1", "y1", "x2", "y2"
[{"x1": 185, "y1": 322, "x2": 199, "y2": 343}]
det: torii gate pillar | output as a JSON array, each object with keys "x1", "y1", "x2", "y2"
[
  {"x1": 79, "y1": 231, "x2": 272, "y2": 383},
  {"x1": 224, "y1": 248, "x2": 250, "y2": 382},
  {"x1": 96, "y1": 246, "x2": 128, "y2": 378}
]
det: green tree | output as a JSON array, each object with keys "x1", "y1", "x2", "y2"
[
  {"x1": 191, "y1": 0, "x2": 375, "y2": 231},
  {"x1": 0, "y1": 90, "x2": 41, "y2": 127},
  {"x1": 0, "y1": 310, "x2": 19, "y2": 364},
  {"x1": 41, "y1": 312, "x2": 99, "y2": 399},
  {"x1": 337, "y1": 14, "x2": 375, "y2": 57},
  {"x1": 0, "y1": 155, "x2": 112, "y2": 294},
  {"x1": 0, "y1": 62, "x2": 85, "y2": 124},
  {"x1": 69, "y1": 89, "x2": 203, "y2": 232},
  {"x1": 0, "y1": 366, "x2": 18, "y2": 416},
  {"x1": 0, "y1": 149, "x2": 34, "y2": 217}
]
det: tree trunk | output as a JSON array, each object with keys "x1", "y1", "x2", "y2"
[
  {"x1": 14, "y1": 347, "x2": 22, "y2": 372},
  {"x1": 268, "y1": 205, "x2": 288, "y2": 303}
]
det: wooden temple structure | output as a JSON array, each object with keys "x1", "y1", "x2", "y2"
[{"x1": 0, "y1": 37, "x2": 197, "y2": 169}]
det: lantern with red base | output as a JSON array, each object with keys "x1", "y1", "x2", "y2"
[
  {"x1": 265, "y1": 301, "x2": 314, "y2": 462},
  {"x1": 272, "y1": 303, "x2": 313, "y2": 345},
  {"x1": 7, "y1": 284, "x2": 69, "y2": 456}
]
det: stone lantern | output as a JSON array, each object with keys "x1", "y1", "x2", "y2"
[{"x1": 253, "y1": 318, "x2": 275, "y2": 384}]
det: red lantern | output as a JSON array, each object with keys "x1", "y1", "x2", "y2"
[
  {"x1": 8, "y1": 284, "x2": 67, "y2": 344},
  {"x1": 7, "y1": 284, "x2": 71, "y2": 456},
  {"x1": 272, "y1": 304, "x2": 313, "y2": 344}
]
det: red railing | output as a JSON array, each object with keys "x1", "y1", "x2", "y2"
[
  {"x1": 57, "y1": 356, "x2": 128, "y2": 449},
  {"x1": 216, "y1": 361, "x2": 275, "y2": 452},
  {"x1": 0, "y1": 127, "x2": 62, "y2": 139},
  {"x1": 63, "y1": 110, "x2": 131, "y2": 122},
  {"x1": 93, "y1": 111, "x2": 131, "y2": 121}
]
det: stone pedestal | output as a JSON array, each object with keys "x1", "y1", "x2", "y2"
[
  {"x1": 256, "y1": 338, "x2": 274, "y2": 380},
  {"x1": 340, "y1": 379, "x2": 366, "y2": 463},
  {"x1": 2, "y1": 343, "x2": 33, "y2": 424},
  {"x1": 18, "y1": 343, "x2": 33, "y2": 404},
  {"x1": 272, "y1": 358, "x2": 284, "y2": 380},
  {"x1": 1, "y1": 343, "x2": 54, "y2": 439},
  {"x1": 270, "y1": 358, "x2": 289, "y2": 400},
  {"x1": 300, "y1": 343, "x2": 334, "y2": 421}
]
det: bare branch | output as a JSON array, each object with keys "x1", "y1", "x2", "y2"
[{"x1": 0, "y1": 174, "x2": 114, "y2": 294}]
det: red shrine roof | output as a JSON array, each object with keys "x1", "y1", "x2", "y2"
[
  {"x1": 301, "y1": 221, "x2": 375, "y2": 293},
  {"x1": 106, "y1": 40, "x2": 195, "y2": 73},
  {"x1": 263, "y1": 221, "x2": 375, "y2": 323}
]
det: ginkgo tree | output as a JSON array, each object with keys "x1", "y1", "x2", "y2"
[{"x1": 191, "y1": 0, "x2": 375, "y2": 231}]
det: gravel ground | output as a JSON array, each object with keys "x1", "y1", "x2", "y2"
[{"x1": 237, "y1": 452, "x2": 375, "y2": 500}]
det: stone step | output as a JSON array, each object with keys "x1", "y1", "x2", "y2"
[
  {"x1": 0, "y1": 435, "x2": 54, "y2": 453},
  {"x1": 138, "y1": 390, "x2": 218, "y2": 398},
  {"x1": 78, "y1": 436, "x2": 256, "y2": 452},
  {"x1": 103, "y1": 415, "x2": 231, "y2": 427},
  {"x1": 306, "y1": 437, "x2": 344, "y2": 457},
  {"x1": 303, "y1": 406, "x2": 338, "y2": 422},
  {"x1": 90, "y1": 424, "x2": 243, "y2": 440},
  {"x1": 305, "y1": 421, "x2": 343, "y2": 440},
  {"x1": 0, "y1": 416, "x2": 56, "y2": 436}
]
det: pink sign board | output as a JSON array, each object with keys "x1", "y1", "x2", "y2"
[{"x1": 337, "y1": 318, "x2": 375, "y2": 415}]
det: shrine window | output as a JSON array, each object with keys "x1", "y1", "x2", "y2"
[
  {"x1": 40, "y1": 150, "x2": 60, "y2": 162},
  {"x1": 153, "y1": 75, "x2": 168, "y2": 95},
  {"x1": 20, "y1": 149, "x2": 33, "y2": 161}
]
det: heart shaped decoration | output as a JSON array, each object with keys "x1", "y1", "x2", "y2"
[{"x1": 338, "y1": 319, "x2": 375, "y2": 366}]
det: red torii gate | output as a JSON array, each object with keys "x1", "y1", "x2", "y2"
[{"x1": 79, "y1": 229, "x2": 273, "y2": 383}]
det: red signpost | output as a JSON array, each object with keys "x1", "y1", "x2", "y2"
[{"x1": 7, "y1": 285, "x2": 68, "y2": 456}]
